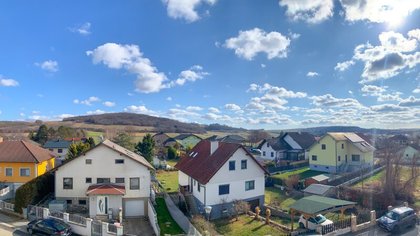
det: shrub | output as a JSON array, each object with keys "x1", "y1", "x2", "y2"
[
  {"x1": 191, "y1": 215, "x2": 218, "y2": 235},
  {"x1": 14, "y1": 172, "x2": 54, "y2": 213}
]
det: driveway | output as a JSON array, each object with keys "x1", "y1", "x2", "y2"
[{"x1": 123, "y1": 217, "x2": 155, "y2": 236}]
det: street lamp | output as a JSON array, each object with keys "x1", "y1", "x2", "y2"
[{"x1": 204, "y1": 206, "x2": 212, "y2": 221}]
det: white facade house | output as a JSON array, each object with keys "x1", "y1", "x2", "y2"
[
  {"x1": 176, "y1": 140, "x2": 268, "y2": 219},
  {"x1": 55, "y1": 139, "x2": 154, "y2": 219},
  {"x1": 259, "y1": 140, "x2": 279, "y2": 160},
  {"x1": 43, "y1": 140, "x2": 72, "y2": 161}
]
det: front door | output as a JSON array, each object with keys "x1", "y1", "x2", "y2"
[{"x1": 97, "y1": 196, "x2": 108, "y2": 215}]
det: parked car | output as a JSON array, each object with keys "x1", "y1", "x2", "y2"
[
  {"x1": 27, "y1": 218, "x2": 72, "y2": 235},
  {"x1": 377, "y1": 206, "x2": 417, "y2": 233},
  {"x1": 298, "y1": 214, "x2": 333, "y2": 230},
  {"x1": 250, "y1": 148, "x2": 262, "y2": 155}
]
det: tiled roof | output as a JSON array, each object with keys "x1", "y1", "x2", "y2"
[
  {"x1": 257, "y1": 138, "x2": 289, "y2": 151},
  {"x1": 218, "y1": 135, "x2": 246, "y2": 143},
  {"x1": 0, "y1": 140, "x2": 55, "y2": 163},
  {"x1": 86, "y1": 183, "x2": 125, "y2": 195},
  {"x1": 175, "y1": 140, "x2": 268, "y2": 185},
  {"x1": 43, "y1": 140, "x2": 72, "y2": 149},
  {"x1": 174, "y1": 133, "x2": 202, "y2": 140},
  {"x1": 285, "y1": 132, "x2": 316, "y2": 149}
]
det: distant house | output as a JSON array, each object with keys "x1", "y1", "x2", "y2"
[
  {"x1": 308, "y1": 132, "x2": 375, "y2": 173},
  {"x1": 54, "y1": 139, "x2": 154, "y2": 219},
  {"x1": 175, "y1": 140, "x2": 269, "y2": 219},
  {"x1": 258, "y1": 132, "x2": 316, "y2": 167},
  {"x1": 0, "y1": 138, "x2": 55, "y2": 196},
  {"x1": 152, "y1": 132, "x2": 170, "y2": 147},
  {"x1": 303, "y1": 184, "x2": 336, "y2": 197},
  {"x1": 398, "y1": 145, "x2": 419, "y2": 163},
  {"x1": 173, "y1": 134, "x2": 202, "y2": 149},
  {"x1": 43, "y1": 140, "x2": 72, "y2": 161},
  {"x1": 218, "y1": 135, "x2": 246, "y2": 144},
  {"x1": 388, "y1": 134, "x2": 409, "y2": 145}
]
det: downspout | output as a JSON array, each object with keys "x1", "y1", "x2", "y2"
[{"x1": 335, "y1": 142, "x2": 338, "y2": 173}]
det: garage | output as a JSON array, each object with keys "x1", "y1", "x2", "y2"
[{"x1": 124, "y1": 199, "x2": 144, "y2": 217}]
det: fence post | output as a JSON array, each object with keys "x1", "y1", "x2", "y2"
[
  {"x1": 86, "y1": 218, "x2": 93, "y2": 234},
  {"x1": 370, "y1": 210, "x2": 376, "y2": 226},
  {"x1": 102, "y1": 222, "x2": 108, "y2": 234},
  {"x1": 116, "y1": 225, "x2": 123, "y2": 236},
  {"x1": 350, "y1": 214, "x2": 357, "y2": 232},
  {"x1": 63, "y1": 213, "x2": 70, "y2": 223},
  {"x1": 42, "y1": 208, "x2": 50, "y2": 219}
]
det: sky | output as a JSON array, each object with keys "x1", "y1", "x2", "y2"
[{"x1": 0, "y1": 0, "x2": 419, "y2": 130}]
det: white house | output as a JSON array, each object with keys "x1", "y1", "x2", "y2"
[
  {"x1": 43, "y1": 140, "x2": 72, "y2": 161},
  {"x1": 54, "y1": 139, "x2": 154, "y2": 219},
  {"x1": 175, "y1": 140, "x2": 268, "y2": 219}
]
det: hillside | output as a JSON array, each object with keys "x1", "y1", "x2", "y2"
[{"x1": 274, "y1": 126, "x2": 419, "y2": 136}]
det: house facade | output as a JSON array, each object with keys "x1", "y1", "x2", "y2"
[
  {"x1": 308, "y1": 133, "x2": 375, "y2": 173},
  {"x1": 399, "y1": 145, "x2": 419, "y2": 163},
  {"x1": 43, "y1": 140, "x2": 71, "y2": 161},
  {"x1": 0, "y1": 138, "x2": 55, "y2": 197},
  {"x1": 176, "y1": 140, "x2": 268, "y2": 219},
  {"x1": 54, "y1": 139, "x2": 154, "y2": 219}
]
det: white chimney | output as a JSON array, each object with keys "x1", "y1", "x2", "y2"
[{"x1": 210, "y1": 141, "x2": 219, "y2": 155}]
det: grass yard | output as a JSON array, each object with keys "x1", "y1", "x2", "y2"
[
  {"x1": 270, "y1": 215, "x2": 298, "y2": 229},
  {"x1": 265, "y1": 187, "x2": 299, "y2": 211},
  {"x1": 155, "y1": 197, "x2": 184, "y2": 236},
  {"x1": 352, "y1": 170, "x2": 384, "y2": 188},
  {"x1": 156, "y1": 170, "x2": 179, "y2": 193},
  {"x1": 83, "y1": 130, "x2": 104, "y2": 144},
  {"x1": 214, "y1": 215, "x2": 289, "y2": 236},
  {"x1": 166, "y1": 159, "x2": 179, "y2": 168},
  {"x1": 271, "y1": 167, "x2": 325, "y2": 181}
]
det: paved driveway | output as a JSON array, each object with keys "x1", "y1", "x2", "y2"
[
  {"x1": 345, "y1": 224, "x2": 419, "y2": 236},
  {"x1": 123, "y1": 217, "x2": 155, "y2": 236}
]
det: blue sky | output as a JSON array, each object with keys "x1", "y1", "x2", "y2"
[{"x1": 0, "y1": 0, "x2": 419, "y2": 129}]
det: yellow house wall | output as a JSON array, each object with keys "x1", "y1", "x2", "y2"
[
  {"x1": 0, "y1": 162, "x2": 36, "y2": 183},
  {"x1": 309, "y1": 135, "x2": 337, "y2": 166},
  {"x1": 347, "y1": 144, "x2": 372, "y2": 165},
  {"x1": 37, "y1": 158, "x2": 55, "y2": 176}
]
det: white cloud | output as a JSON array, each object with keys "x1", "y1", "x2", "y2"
[
  {"x1": 87, "y1": 43, "x2": 167, "y2": 93},
  {"x1": 224, "y1": 103, "x2": 241, "y2": 111},
  {"x1": 103, "y1": 101, "x2": 116, "y2": 107},
  {"x1": 413, "y1": 87, "x2": 420, "y2": 94},
  {"x1": 248, "y1": 83, "x2": 307, "y2": 98},
  {"x1": 334, "y1": 60, "x2": 355, "y2": 71},
  {"x1": 124, "y1": 105, "x2": 153, "y2": 114},
  {"x1": 370, "y1": 103, "x2": 408, "y2": 112},
  {"x1": 279, "y1": 0, "x2": 334, "y2": 24},
  {"x1": 35, "y1": 60, "x2": 59, "y2": 72},
  {"x1": 361, "y1": 85, "x2": 386, "y2": 96},
  {"x1": 0, "y1": 76, "x2": 19, "y2": 87},
  {"x1": 70, "y1": 22, "x2": 91, "y2": 35},
  {"x1": 225, "y1": 28, "x2": 291, "y2": 60},
  {"x1": 208, "y1": 107, "x2": 220, "y2": 113},
  {"x1": 73, "y1": 96, "x2": 100, "y2": 106},
  {"x1": 171, "y1": 65, "x2": 208, "y2": 86},
  {"x1": 86, "y1": 110, "x2": 106, "y2": 115},
  {"x1": 167, "y1": 108, "x2": 200, "y2": 118},
  {"x1": 311, "y1": 94, "x2": 362, "y2": 108},
  {"x1": 166, "y1": 97, "x2": 172, "y2": 101},
  {"x1": 306, "y1": 71, "x2": 319, "y2": 77},
  {"x1": 186, "y1": 106, "x2": 203, "y2": 111},
  {"x1": 55, "y1": 114, "x2": 75, "y2": 119},
  {"x1": 340, "y1": 0, "x2": 420, "y2": 24},
  {"x1": 399, "y1": 96, "x2": 420, "y2": 107},
  {"x1": 164, "y1": 0, "x2": 217, "y2": 22}
]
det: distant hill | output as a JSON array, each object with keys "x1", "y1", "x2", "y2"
[
  {"x1": 274, "y1": 126, "x2": 419, "y2": 136},
  {"x1": 63, "y1": 112, "x2": 245, "y2": 133}
]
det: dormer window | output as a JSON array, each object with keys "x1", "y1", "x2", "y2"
[{"x1": 321, "y1": 144, "x2": 326, "y2": 150}]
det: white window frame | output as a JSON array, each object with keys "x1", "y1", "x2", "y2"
[
  {"x1": 5, "y1": 167, "x2": 12, "y2": 177},
  {"x1": 19, "y1": 168, "x2": 30, "y2": 177}
]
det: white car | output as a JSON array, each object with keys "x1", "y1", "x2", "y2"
[{"x1": 298, "y1": 214, "x2": 333, "y2": 230}]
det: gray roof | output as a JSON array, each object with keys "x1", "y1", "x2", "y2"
[
  {"x1": 284, "y1": 132, "x2": 316, "y2": 149},
  {"x1": 303, "y1": 184, "x2": 335, "y2": 195},
  {"x1": 258, "y1": 138, "x2": 290, "y2": 151},
  {"x1": 43, "y1": 140, "x2": 72, "y2": 149},
  {"x1": 290, "y1": 195, "x2": 356, "y2": 215},
  {"x1": 311, "y1": 174, "x2": 330, "y2": 182}
]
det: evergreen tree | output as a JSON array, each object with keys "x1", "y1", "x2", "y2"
[
  {"x1": 33, "y1": 125, "x2": 49, "y2": 144},
  {"x1": 135, "y1": 133, "x2": 155, "y2": 163},
  {"x1": 66, "y1": 142, "x2": 91, "y2": 160},
  {"x1": 87, "y1": 137, "x2": 96, "y2": 147},
  {"x1": 167, "y1": 146, "x2": 178, "y2": 160},
  {"x1": 112, "y1": 132, "x2": 134, "y2": 150}
]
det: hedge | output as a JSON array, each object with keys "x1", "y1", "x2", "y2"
[{"x1": 14, "y1": 171, "x2": 54, "y2": 213}]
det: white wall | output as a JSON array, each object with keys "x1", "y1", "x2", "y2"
[
  {"x1": 178, "y1": 171, "x2": 189, "y2": 186},
  {"x1": 195, "y1": 148, "x2": 265, "y2": 206},
  {"x1": 260, "y1": 142, "x2": 277, "y2": 160},
  {"x1": 148, "y1": 200, "x2": 160, "y2": 236},
  {"x1": 49, "y1": 148, "x2": 68, "y2": 160},
  {"x1": 55, "y1": 145, "x2": 151, "y2": 199},
  {"x1": 283, "y1": 135, "x2": 302, "y2": 149}
]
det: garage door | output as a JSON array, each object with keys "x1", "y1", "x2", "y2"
[{"x1": 124, "y1": 199, "x2": 144, "y2": 217}]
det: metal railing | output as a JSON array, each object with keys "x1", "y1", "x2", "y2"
[
  {"x1": 108, "y1": 223, "x2": 118, "y2": 233},
  {"x1": 69, "y1": 213, "x2": 87, "y2": 226},
  {"x1": 321, "y1": 218, "x2": 351, "y2": 235},
  {"x1": 50, "y1": 211, "x2": 64, "y2": 220}
]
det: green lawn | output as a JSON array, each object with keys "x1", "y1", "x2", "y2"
[
  {"x1": 265, "y1": 187, "x2": 299, "y2": 211},
  {"x1": 214, "y1": 215, "x2": 289, "y2": 236},
  {"x1": 155, "y1": 198, "x2": 184, "y2": 236},
  {"x1": 352, "y1": 170, "x2": 384, "y2": 188},
  {"x1": 270, "y1": 216, "x2": 298, "y2": 229},
  {"x1": 166, "y1": 159, "x2": 179, "y2": 168},
  {"x1": 83, "y1": 130, "x2": 104, "y2": 144},
  {"x1": 156, "y1": 170, "x2": 179, "y2": 193},
  {"x1": 271, "y1": 167, "x2": 325, "y2": 181}
]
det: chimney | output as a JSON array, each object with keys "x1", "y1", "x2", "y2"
[
  {"x1": 210, "y1": 141, "x2": 219, "y2": 155},
  {"x1": 0, "y1": 136, "x2": 3, "y2": 143}
]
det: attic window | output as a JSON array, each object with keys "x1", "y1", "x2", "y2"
[
  {"x1": 189, "y1": 152, "x2": 195, "y2": 157},
  {"x1": 193, "y1": 152, "x2": 198, "y2": 157}
]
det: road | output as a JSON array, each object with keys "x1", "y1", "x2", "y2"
[
  {"x1": 347, "y1": 224, "x2": 420, "y2": 236},
  {"x1": 0, "y1": 226, "x2": 28, "y2": 236}
]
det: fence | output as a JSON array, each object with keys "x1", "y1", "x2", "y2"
[
  {"x1": 69, "y1": 213, "x2": 87, "y2": 226},
  {"x1": 0, "y1": 186, "x2": 10, "y2": 196},
  {"x1": 148, "y1": 199, "x2": 161, "y2": 236},
  {"x1": 92, "y1": 220, "x2": 103, "y2": 236},
  {"x1": 267, "y1": 162, "x2": 309, "y2": 174},
  {"x1": 321, "y1": 218, "x2": 351, "y2": 235},
  {"x1": 108, "y1": 223, "x2": 117, "y2": 234},
  {"x1": 49, "y1": 211, "x2": 64, "y2": 220}
]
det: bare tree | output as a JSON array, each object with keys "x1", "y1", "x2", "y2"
[
  {"x1": 248, "y1": 130, "x2": 270, "y2": 146},
  {"x1": 232, "y1": 200, "x2": 250, "y2": 221}
]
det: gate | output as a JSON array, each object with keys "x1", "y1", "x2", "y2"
[
  {"x1": 27, "y1": 205, "x2": 44, "y2": 221},
  {"x1": 91, "y1": 220, "x2": 102, "y2": 236}
]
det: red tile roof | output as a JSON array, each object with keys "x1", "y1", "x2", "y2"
[
  {"x1": 175, "y1": 140, "x2": 268, "y2": 185},
  {"x1": 0, "y1": 140, "x2": 55, "y2": 163},
  {"x1": 86, "y1": 183, "x2": 126, "y2": 195}
]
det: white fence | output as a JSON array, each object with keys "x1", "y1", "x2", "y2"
[
  {"x1": 0, "y1": 186, "x2": 10, "y2": 196},
  {"x1": 0, "y1": 200, "x2": 15, "y2": 212},
  {"x1": 148, "y1": 199, "x2": 160, "y2": 236}
]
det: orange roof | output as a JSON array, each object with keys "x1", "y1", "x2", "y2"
[
  {"x1": 86, "y1": 184, "x2": 125, "y2": 195},
  {"x1": 0, "y1": 140, "x2": 55, "y2": 163}
]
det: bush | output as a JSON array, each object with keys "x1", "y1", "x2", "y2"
[
  {"x1": 191, "y1": 215, "x2": 218, "y2": 235},
  {"x1": 14, "y1": 172, "x2": 54, "y2": 213}
]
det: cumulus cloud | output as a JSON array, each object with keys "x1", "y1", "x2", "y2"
[
  {"x1": 340, "y1": 0, "x2": 420, "y2": 24},
  {"x1": 208, "y1": 107, "x2": 220, "y2": 113},
  {"x1": 306, "y1": 71, "x2": 319, "y2": 77},
  {"x1": 164, "y1": 0, "x2": 217, "y2": 22},
  {"x1": 0, "y1": 76, "x2": 19, "y2": 87},
  {"x1": 87, "y1": 43, "x2": 167, "y2": 93},
  {"x1": 361, "y1": 85, "x2": 401, "y2": 102},
  {"x1": 361, "y1": 85, "x2": 387, "y2": 96},
  {"x1": 224, "y1": 103, "x2": 241, "y2": 111},
  {"x1": 35, "y1": 60, "x2": 59, "y2": 72},
  {"x1": 103, "y1": 101, "x2": 116, "y2": 107},
  {"x1": 334, "y1": 60, "x2": 355, "y2": 71},
  {"x1": 170, "y1": 65, "x2": 208, "y2": 86},
  {"x1": 248, "y1": 83, "x2": 307, "y2": 98},
  {"x1": 279, "y1": 0, "x2": 334, "y2": 24},
  {"x1": 370, "y1": 103, "x2": 408, "y2": 112},
  {"x1": 186, "y1": 106, "x2": 203, "y2": 111},
  {"x1": 311, "y1": 94, "x2": 362, "y2": 108},
  {"x1": 124, "y1": 105, "x2": 155, "y2": 115},
  {"x1": 73, "y1": 96, "x2": 100, "y2": 106},
  {"x1": 399, "y1": 96, "x2": 420, "y2": 107},
  {"x1": 55, "y1": 114, "x2": 74, "y2": 119},
  {"x1": 224, "y1": 28, "x2": 291, "y2": 60},
  {"x1": 69, "y1": 22, "x2": 91, "y2": 35},
  {"x1": 413, "y1": 87, "x2": 420, "y2": 94}
]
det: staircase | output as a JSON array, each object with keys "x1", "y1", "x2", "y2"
[{"x1": 183, "y1": 193, "x2": 199, "y2": 216}]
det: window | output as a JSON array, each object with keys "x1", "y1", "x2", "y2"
[
  {"x1": 97, "y1": 178, "x2": 110, "y2": 184},
  {"x1": 312, "y1": 155, "x2": 317, "y2": 161},
  {"x1": 263, "y1": 151, "x2": 266, "y2": 156},
  {"x1": 229, "y1": 160, "x2": 235, "y2": 171},
  {"x1": 115, "y1": 178, "x2": 125, "y2": 184},
  {"x1": 5, "y1": 168, "x2": 12, "y2": 176},
  {"x1": 352, "y1": 155, "x2": 360, "y2": 162},
  {"x1": 86, "y1": 178, "x2": 92, "y2": 183},
  {"x1": 66, "y1": 200, "x2": 72, "y2": 204},
  {"x1": 218, "y1": 184, "x2": 229, "y2": 195},
  {"x1": 245, "y1": 180, "x2": 255, "y2": 191},
  {"x1": 197, "y1": 183, "x2": 201, "y2": 192},
  {"x1": 341, "y1": 143, "x2": 344, "y2": 149},
  {"x1": 321, "y1": 144, "x2": 326, "y2": 150},
  {"x1": 115, "y1": 159, "x2": 124, "y2": 164},
  {"x1": 338, "y1": 156, "x2": 341, "y2": 161},
  {"x1": 58, "y1": 149, "x2": 63, "y2": 153},
  {"x1": 241, "y1": 160, "x2": 247, "y2": 169},
  {"x1": 78, "y1": 200, "x2": 86, "y2": 205},
  {"x1": 271, "y1": 152, "x2": 274, "y2": 157},
  {"x1": 63, "y1": 178, "x2": 73, "y2": 189},
  {"x1": 130, "y1": 178, "x2": 140, "y2": 190},
  {"x1": 266, "y1": 143, "x2": 269, "y2": 147},
  {"x1": 326, "y1": 167, "x2": 329, "y2": 169},
  {"x1": 20, "y1": 168, "x2": 30, "y2": 177},
  {"x1": 85, "y1": 159, "x2": 92, "y2": 164}
]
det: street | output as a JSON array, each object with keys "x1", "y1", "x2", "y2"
[
  {"x1": 0, "y1": 226, "x2": 28, "y2": 236},
  {"x1": 347, "y1": 224, "x2": 420, "y2": 236}
]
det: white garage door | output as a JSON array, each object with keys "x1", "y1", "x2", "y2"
[{"x1": 124, "y1": 199, "x2": 144, "y2": 217}]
